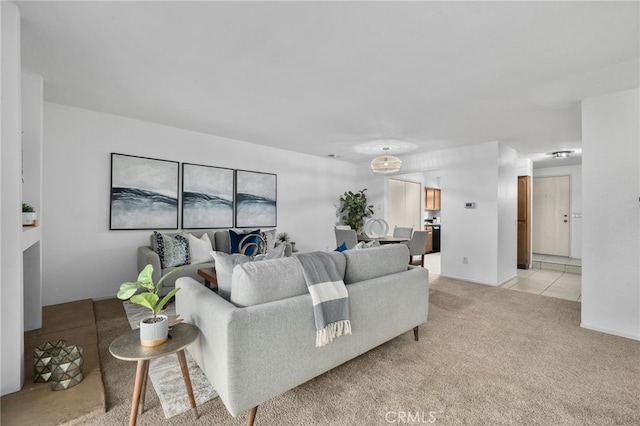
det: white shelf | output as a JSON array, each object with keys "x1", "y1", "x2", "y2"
[{"x1": 21, "y1": 225, "x2": 41, "y2": 251}]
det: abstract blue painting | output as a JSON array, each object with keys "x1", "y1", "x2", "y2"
[
  {"x1": 235, "y1": 170, "x2": 277, "y2": 228},
  {"x1": 110, "y1": 153, "x2": 179, "y2": 230},
  {"x1": 182, "y1": 163, "x2": 234, "y2": 229}
]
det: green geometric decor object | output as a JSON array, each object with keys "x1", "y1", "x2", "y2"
[
  {"x1": 33, "y1": 340, "x2": 67, "y2": 383},
  {"x1": 50, "y1": 345, "x2": 84, "y2": 391}
]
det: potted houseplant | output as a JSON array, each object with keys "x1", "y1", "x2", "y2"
[
  {"x1": 339, "y1": 189, "x2": 374, "y2": 233},
  {"x1": 22, "y1": 203, "x2": 37, "y2": 226},
  {"x1": 117, "y1": 264, "x2": 181, "y2": 347}
]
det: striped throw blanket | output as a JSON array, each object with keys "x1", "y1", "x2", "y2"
[{"x1": 296, "y1": 252, "x2": 352, "y2": 347}]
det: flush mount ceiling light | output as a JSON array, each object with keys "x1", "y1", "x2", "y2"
[
  {"x1": 550, "y1": 150, "x2": 574, "y2": 159},
  {"x1": 370, "y1": 147, "x2": 402, "y2": 174}
]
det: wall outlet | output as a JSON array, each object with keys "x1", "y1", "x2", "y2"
[{"x1": 462, "y1": 256, "x2": 468, "y2": 264}]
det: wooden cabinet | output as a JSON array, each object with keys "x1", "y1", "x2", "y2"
[
  {"x1": 424, "y1": 187, "x2": 441, "y2": 210},
  {"x1": 424, "y1": 225, "x2": 433, "y2": 253},
  {"x1": 517, "y1": 176, "x2": 531, "y2": 269}
]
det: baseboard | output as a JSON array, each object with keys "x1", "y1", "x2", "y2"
[
  {"x1": 439, "y1": 274, "x2": 498, "y2": 287},
  {"x1": 580, "y1": 322, "x2": 640, "y2": 342}
]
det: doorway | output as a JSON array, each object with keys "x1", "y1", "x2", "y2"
[{"x1": 532, "y1": 175, "x2": 571, "y2": 256}]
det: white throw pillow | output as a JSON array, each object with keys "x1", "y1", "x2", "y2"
[
  {"x1": 210, "y1": 251, "x2": 250, "y2": 300},
  {"x1": 188, "y1": 233, "x2": 213, "y2": 264}
]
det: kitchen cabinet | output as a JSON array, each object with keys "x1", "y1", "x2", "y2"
[{"x1": 424, "y1": 187, "x2": 441, "y2": 210}]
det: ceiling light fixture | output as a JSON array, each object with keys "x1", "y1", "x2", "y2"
[
  {"x1": 551, "y1": 150, "x2": 574, "y2": 159},
  {"x1": 371, "y1": 147, "x2": 402, "y2": 174}
]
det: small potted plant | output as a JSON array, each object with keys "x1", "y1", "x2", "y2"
[
  {"x1": 117, "y1": 264, "x2": 181, "y2": 347},
  {"x1": 22, "y1": 202, "x2": 37, "y2": 226}
]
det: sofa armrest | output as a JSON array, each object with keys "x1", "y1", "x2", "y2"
[{"x1": 137, "y1": 246, "x2": 161, "y2": 283}]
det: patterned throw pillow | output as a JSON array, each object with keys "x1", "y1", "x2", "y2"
[
  {"x1": 261, "y1": 229, "x2": 277, "y2": 251},
  {"x1": 153, "y1": 231, "x2": 191, "y2": 269},
  {"x1": 229, "y1": 229, "x2": 263, "y2": 257}
]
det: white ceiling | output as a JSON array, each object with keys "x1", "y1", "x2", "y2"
[{"x1": 16, "y1": 1, "x2": 640, "y2": 167}]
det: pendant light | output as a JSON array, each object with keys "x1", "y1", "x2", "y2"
[{"x1": 370, "y1": 147, "x2": 402, "y2": 174}]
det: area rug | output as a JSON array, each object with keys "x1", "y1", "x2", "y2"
[{"x1": 122, "y1": 301, "x2": 217, "y2": 419}]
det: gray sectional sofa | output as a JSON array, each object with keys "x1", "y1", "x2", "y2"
[
  {"x1": 175, "y1": 244, "x2": 429, "y2": 424},
  {"x1": 137, "y1": 229, "x2": 289, "y2": 295}
]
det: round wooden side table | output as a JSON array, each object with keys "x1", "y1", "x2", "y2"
[{"x1": 109, "y1": 322, "x2": 200, "y2": 426}]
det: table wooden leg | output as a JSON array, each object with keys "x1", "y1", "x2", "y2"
[
  {"x1": 138, "y1": 360, "x2": 149, "y2": 416},
  {"x1": 177, "y1": 349, "x2": 198, "y2": 419},
  {"x1": 130, "y1": 359, "x2": 148, "y2": 426}
]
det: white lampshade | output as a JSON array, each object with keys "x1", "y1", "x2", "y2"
[{"x1": 370, "y1": 155, "x2": 402, "y2": 173}]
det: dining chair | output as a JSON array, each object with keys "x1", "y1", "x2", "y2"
[
  {"x1": 334, "y1": 228, "x2": 358, "y2": 250},
  {"x1": 393, "y1": 226, "x2": 413, "y2": 239},
  {"x1": 407, "y1": 230, "x2": 429, "y2": 267}
]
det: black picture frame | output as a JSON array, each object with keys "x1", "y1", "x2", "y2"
[
  {"x1": 235, "y1": 169, "x2": 277, "y2": 228},
  {"x1": 110, "y1": 153, "x2": 179, "y2": 230},
  {"x1": 181, "y1": 163, "x2": 235, "y2": 229}
]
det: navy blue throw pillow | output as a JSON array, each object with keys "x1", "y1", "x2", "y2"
[{"x1": 334, "y1": 242, "x2": 348, "y2": 252}]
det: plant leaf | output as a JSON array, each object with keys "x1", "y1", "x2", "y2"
[
  {"x1": 137, "y1": 264, "x2": 154, "y2": 285},
  {"x1": 155, "y1": 288, "x2": 181, "y2": 314},
  {"x1": 157, "y1": 266, "x2": 183, "y2": 288},
  {"x1": 130, "y1": 293, "x2": 159, "y2": 312},
  {"x1": 117, "y1": 282, "x2": 139, "y2": 300}
]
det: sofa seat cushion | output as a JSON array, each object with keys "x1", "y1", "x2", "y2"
[{"x1": 343, "y1": 244, "x2": 409, "y2": 284}]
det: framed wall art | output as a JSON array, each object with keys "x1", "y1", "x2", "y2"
[
  {"x1": 110, "y1": 153, "x2": 179, "y2": 230},
  {"x1": 235, "y1": 170, "x2": 277, "y2": 228},
  {"x1": 182, "y1": 163, "x2": 235, "y2": 229}
]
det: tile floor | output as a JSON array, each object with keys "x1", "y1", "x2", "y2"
[{"x1": 422, "y1": 252, "x2": 582, "y2": 302}]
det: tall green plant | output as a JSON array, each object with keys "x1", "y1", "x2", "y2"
[{"x1": 339, "y1": 189, "x2": 374, "y2": 232}]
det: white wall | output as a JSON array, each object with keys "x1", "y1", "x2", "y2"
[
  {"x1": 1, "y1": 1, "x2": 25, "y2": 395},
  {"x1": 358, "y1": 141, "x2": 518, "y2": 286},
  {"x1": 581, "y1": 88, "x2": 639, "y2": 341},
  {"x1": 497, "y1": 143, "x2": 519, "y2": 283},
  {"x1": 42, "y1": 103, "x2": 356, "y2": 305},
  {"x1": 533, "y1": 164, "x2": 583, "y2": 258}
]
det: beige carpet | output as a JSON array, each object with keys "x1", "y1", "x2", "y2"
[{"x1": 80, "y1": 275, "x2": 639, "y2": 425}]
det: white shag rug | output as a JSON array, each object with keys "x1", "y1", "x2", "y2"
[{"x1": 122, "y1": 301, "x2": 218, "y2": 419}]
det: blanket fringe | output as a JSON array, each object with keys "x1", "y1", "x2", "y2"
[{"x1": 316, "y1": 320, "x2": 352, "y2": 348}]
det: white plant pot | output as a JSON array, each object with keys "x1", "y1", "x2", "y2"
[
  {"x1": 22, "y1": 212, "x2": 37, "y2": 226},
  {"x1": 139, "y1": 314, "x2": 168, "y2": 347}
]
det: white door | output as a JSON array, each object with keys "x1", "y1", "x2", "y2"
[
  {"x1": 532, "y1": 176, "x2": 571, "y2": 256},
  {"x1": 387, "y1": 179, "x2": 422, "y2": 234}
]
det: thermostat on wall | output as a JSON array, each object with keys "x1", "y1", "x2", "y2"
[{"x1": 465, "y1": 202, "x2": 476, "y2": 209}]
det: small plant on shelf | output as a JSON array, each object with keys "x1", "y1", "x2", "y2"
[{"x1": 22, "y1": 203, "x2": 38, "y2": 226}]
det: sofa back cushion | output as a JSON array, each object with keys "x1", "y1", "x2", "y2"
[
  {"x1": 231, "y1": 251, "x2": 346, "y2": 307},
  {"x1": 343, "y1": 244, "x2": 409, "y2": 284},
  {"x1": 231, "y1": 257, "x2": 307, "y2": 307}
]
